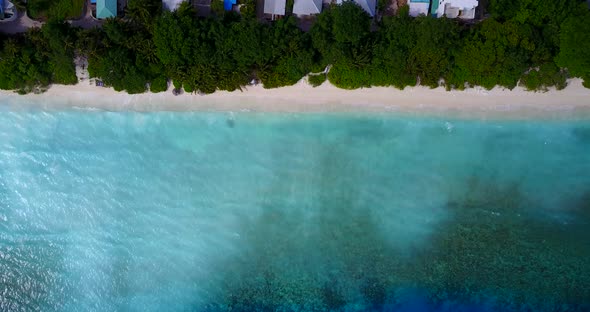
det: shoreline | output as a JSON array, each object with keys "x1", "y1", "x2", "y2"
[{"x1": 1, "y1": 78, "x2": 590, "y2": 120}]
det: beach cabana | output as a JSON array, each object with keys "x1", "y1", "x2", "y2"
[
  {"x1": 163, "y1": 0, "x2": 186, "y2": 11},
  {"x1": 224, "y1": 0, "x2": 236, "y2": 11},
  {"x1": 336, "y1": 0, "x2": 376, "y2": 17},
  {"x1": 223, "y1": 0, "x2": 237, "y2": 11},
  {"x1": 96, "y1": 0, "x2": 117, "y2": 19},
  {"x1": 264, "y1": 0, "x2": 286, "y2": 19},
  {"x1": 432, "y1": 0, "x2": 478, "y2": 19},
  {"x1": 408, "y1": 0, "x2": 430, "y2": 17},
  {"x1": 293, "y1": 0, "x2": 322, "y2": 16},
  {"x1": 0, "y1": 0, "x2": 17, "y2": 21}
]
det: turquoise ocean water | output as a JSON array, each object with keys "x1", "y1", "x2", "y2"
[{"x1": 0, "y1": 108, "x2": 589, "y2": 311}]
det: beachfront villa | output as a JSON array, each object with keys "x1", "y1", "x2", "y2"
[
  {"x1": 264, "y1": 0, "x2": 286, "y2": 20},
  {"x1": 431, "y1": 0, "x2": 478, "y2": 19},
  {"x1": 293, "y1": 0, "x2": 323, "y2": 16},
  {"x1": 224, "y1": 0, "x2": 237, "y2": 11},
  {"x1": 336, "y1": 0, "x2": 377, "y2": 17},
  {"x1": 92, "y1": 0, "x2": 117, "y2": 19},
  {"x1": 0, "y1": 0, "x2": 16, "y2": 22},
  {"x1": 408, "y1": 0, "x2": 478, "y2": 19},
  {"x1": 408, "y1": 0, "x2": 430, "y2": 17},
  {"x1": 163, "y1": 0, "x2": 187, "y2": 11}
]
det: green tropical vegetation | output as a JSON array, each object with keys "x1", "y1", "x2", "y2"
[
  {"x1": 0, "y1": 21, "x2": 77, "y2": 93},
  {"x1": 1, "y1": 0, "x2": 589, "y2": 94},
  {"x1": 556, "y1": 8, "x2": 590, "y2": 88},
  {"x1": 28, "y1": 0, "x2": 85, "y2": 20},
  {"x1": 211, "y1": 0, "x2": 226, "y2": 16},
  {"x1": 239, "y1": 0, "x2": 257, "y2": 19},
  {"x1": 308, "y1": 74, "x2": 327, "y2": 87}
]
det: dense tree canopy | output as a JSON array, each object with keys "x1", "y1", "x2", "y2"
[
  {"x1": 484, "y1": 0, "x2": 585, "y2": 89},
  {"x1": 81, "y1": 17, "x2": 162, "y2": 94},
  {"x1": 451, "y1": 19, "x2": 533, "y2": 89},
  {"x1": 311, "y1": 2, "x2": 373, "y2": 89},
  {"x1": 126, "y1": 0, "x2": 162, "y2": 31},
  {"x1": 1, "y1": 0, "x2": 589, "y2": 94},
  {"x1": 28, "y1": 0, "x2": 85, "y2": 21},
  {"x1": 331, "y1": 2, "x2": 371, "y2": 45},
  {"x1": 370, "y1": 7, "x2": 417, "y2": 88},
  {"x1": 258, "y1": 17, "x2": 314, "y2": 88},
  {"x1": 410, "y1": 17, "x2": 459, "y2": 88},
  {"x1": 556, "y1": 9, "x2": 590, "y2": 87},
  {"x1": 0, "y1": 21, "x2": 77, "y2": 93},
  {"x1": 489, "y1": 0, "x2": 580, "y2": 26}
]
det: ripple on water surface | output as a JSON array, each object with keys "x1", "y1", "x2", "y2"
[{"x1": 0, "y1": 111, "x2": 589, "y2": 311}]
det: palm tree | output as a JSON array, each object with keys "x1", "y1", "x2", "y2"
[
  {"x1": 125, "y1": 3, "x2": 150, "y2": 25},
  {"x1": 3, "y1": 39, "x2": 20, "y2": 58},
  {"x1": 125, "y1": 0, "x2": 162, "y2": 29}
]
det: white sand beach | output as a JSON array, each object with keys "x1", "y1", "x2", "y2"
[{"x1": 1, "y1": 77, "x2": 590, "y2": 119}]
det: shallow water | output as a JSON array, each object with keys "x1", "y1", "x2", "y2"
[{"x1": 0, "y1": 110, "x2": 589, "y2": 311}]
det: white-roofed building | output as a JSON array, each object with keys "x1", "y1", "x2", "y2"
[
  {"x1": 264, "y1": 0, "x2": 286, "y2": 19},
  {"x1": 0, "y1": 0, "x2": 17, "y2": 22},
  {"x1": 336, "y1": 0, "x2": 377, "y2": 17},
  {"x1": 408, "y1": 0, "x2": 430, "y2": 17},
  {"x1": 163, "y1": 0, "x2": 187, "y2": 11},
  {"x1": 432, "y1": 0, "x2": 478, "y2": 20},
  {"x1": 293, "y1": 0, "x2": 322, "y2": 16}
]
